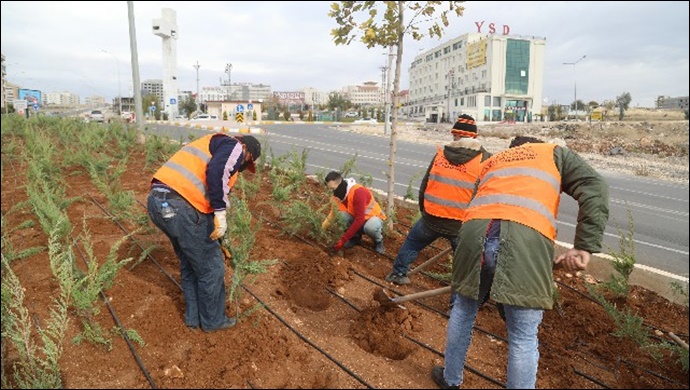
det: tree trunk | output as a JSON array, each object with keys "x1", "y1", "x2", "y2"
[{"x1": 384, "y1": 2, "x2": 405, "y2": 233}]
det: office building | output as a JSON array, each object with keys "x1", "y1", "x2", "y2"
[{"x1": 408, "y1": 32, "x2": 546, "y2": 122}]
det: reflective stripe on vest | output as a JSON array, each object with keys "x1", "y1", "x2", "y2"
[
  {"x1": 153, "y1": 134, "x2": 238, "y2": 213},
  {"x1": 423, "y1": 146, "x2": 483, "y2": 220},
  {"x1": 464, "y1": 143, "x2": 561, "y2": 240},
  {"x1": 335, "y1": 184, "x2": 387, "y2": 221}
]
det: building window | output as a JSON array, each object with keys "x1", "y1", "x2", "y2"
[
  {"x1": 484, "y1": 95, "x2": 491, "y2": 106},
  {"x1": 504, "y1": 39, "x2": 530, "y2": 95},
  {"x1": 493, "y1": 96, "x2": 501, "y2": 107}
]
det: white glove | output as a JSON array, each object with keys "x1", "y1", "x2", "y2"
[{"x1": 210, "y1": 210, "x2": 228, "y2": 240}]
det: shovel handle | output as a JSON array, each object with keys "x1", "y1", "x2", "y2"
[
  {"x1": 407, "y1": 247, "x2": 453, "y2": 276},
  {"x1": 391, "y1": 285, "x2": 452, "y2": 304}
]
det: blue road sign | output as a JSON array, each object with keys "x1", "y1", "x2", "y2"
[
  {"x1": 33, "y1": 103, "x2": 39, "y2": 111},
  {"x1": 247, "y1": 103, "x2": 253, "y2": 111},
  {"x1": 237, "y1": 104, "x2": 244, "y2": 113},
  {"x1": 170, "y1": 98, "x2": 177, "y2": 105},
  {"x1": 149, "y1": 105, "x2": 156, "y2": 113}
]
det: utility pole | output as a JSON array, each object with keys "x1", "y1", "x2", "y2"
[
  {"x1": 563, "y1": 54, "x2": 586, "y2": 119},
  {"x1": 220, "y1": 63, "x2": 232, "y2": 101},
  {"x1": 384, "y1": 46, "x2": 394, "y2": 136},
  {"x1": 447, "y1": 68, "x2": 454, "y2": 123},
  {"x1": 380, "y1": 64, "x2": 388, "y2": 134},
  {"x1": 127, "y1": 1, "x2": 144, "y2": 128},
  {"x1": 193, "y1": 61, "x2": 200, "y2": 113}
]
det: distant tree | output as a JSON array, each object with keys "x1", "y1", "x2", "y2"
[
  {"x1": 179, "y1": 96, "x2": 196, "y2": 118},
  {"x1": 142, "y1": 94, "x2": 161, "y2": 120},
  {"x1": 327, "y1": 92, "x2": 351, "y2": 112},
  {"x1": 570, "y1": 99, "x2": 586, "y2": 113},
  {"x1": 588, "y1": 101, "x2": 599, "y2": 110},
  {"x1": 616, "y1": 92, "x2": 632, "y2": 121},
  {"x1": 330, "y1": 1, "x2": 466, "y2": 230},
  {"x1": 547, "y1": 105, "x2": 564, "y2": 121}
]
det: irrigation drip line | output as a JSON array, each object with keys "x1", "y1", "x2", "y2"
[
  {"x1": 325, "y1": 286, "x2": 507, "y2": 388},
  {"x1": 572, "y1": 367, "x2": 611, "y2": 389},
  {"x1": 619, "y1": 358, "x2": 688, "y2": 387},
  {"x1": 346, "y1": 269, "x2": 617, "y2": 388},
  {"x1": 90, "y1": 194, "x2": 181, "y2": 291},
  {"x1": 137, "y1": 193, "x2": 683, "y2": 388},
  {"x1": 72, "y1": 240, "x2": 158, "y2": 389},
  {"x1": 118, "y1": 206, "x2": 372, "y2": 389},
  {"x1": 555, "y1": 278, "x2": 686, "y2": 339},
  {"x1": 240, "y1": 285, "x2": 375, "y2": 390}
]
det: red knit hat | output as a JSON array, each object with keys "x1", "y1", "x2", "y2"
[{"x1": 451, "y1": 114, "x2": 478, "y2": 138}]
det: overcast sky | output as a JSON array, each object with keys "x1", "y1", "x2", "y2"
[{"x1": 2, "y1": 1, "x2": 688, "y2": 108}]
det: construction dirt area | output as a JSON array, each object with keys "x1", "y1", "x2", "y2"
[{"x1": 1, "y1": 111, "x2": 688, "y2": 389}]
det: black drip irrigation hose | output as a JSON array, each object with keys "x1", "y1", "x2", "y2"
[
  {"x1": 572, "y1": 367, "x2": 611, "y2": 389},
  {"x1": 325, "y1": 286, "x2": 507, "y2": 388},
  {"x1": 90, "y1": 194, "x2": 182, "y2": 291},
  {"x1": 556, "y1": 279, "x2": 688, "y2": 339},
  {"x1": 240, "y1": 285, "x2": 375, "y2": 390},
  {"x1": 134, "y1": 196, "x2": 681, "y2": 388},
  {"x1": 619, "y1": 358, "x2": 688, "y2": 387},
  {"x1": 348, "y1": 265, "x2": 616, "y2": 388},
  {"x1": 72, "y1": 240, "x2": 158, "y2": 389},
  {"x1": 125, "y1": 201, "x2": 377, "y2": 389}
]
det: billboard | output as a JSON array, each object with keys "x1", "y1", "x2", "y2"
[
  {"x1": 466, "y1": 40, "x2": 487, "y2": 69},
  {"x1": 273, "y1": 91, "x2": 305, "y2": 105},
  {"x1": 18, "y1": 89, "x2": 42, "y2": 107}
]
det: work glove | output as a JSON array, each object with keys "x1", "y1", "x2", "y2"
[
  {"x1": 332, "y1": 238, "x2": 346, "y2": 252},
  {"x1": 210, "y1": 210, "x2": 227, "y2": 240},
  {"x1": 321, "y1": 218, "x2": 331, "y2": 231}
]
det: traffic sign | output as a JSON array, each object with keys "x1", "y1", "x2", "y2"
[
  {"x1": 149, "y1": 105, "x2": 156, "y2": 113},
  {"x1": 247, "y1": 103, "x2": 253, "y2": 111},
  {"x1": 170, "y1": 98, "x2": 177, "y2": 105},
  {"x1": 236, "y1": 104, "x2": 244, "y2": 113},
  {"x1": 235, "y1": 112, "x2": 244, "y2": 123},
  {"x1": 13, "y1": 99, "x2": 27, "y2": 110},
  {"x1": 33, "y1": 103, "x2": 39, "y2": 111}
]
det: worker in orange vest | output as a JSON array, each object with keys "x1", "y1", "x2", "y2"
[
  {"x1": 322, "y1": 171, "x2": 387, "y2": 254},
  {"x1": 433, "y1": 135, "x2": 609, "y2": 389},
  {"x1": 147, "y1": 133, "x2": 261, "y2": 333},
  {"x1": 386, "y1": 114, "x2": 491, "y2": 286}
]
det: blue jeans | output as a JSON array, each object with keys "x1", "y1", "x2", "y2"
[
  {"x1": 443, "y1": 237, "x2": 543, "y2": 388},
  {"x1": 392, "y1": 219, "x2": 459, "y2": 276},
  {"x1": 340, "y1": 212, "x2": 384, "y2": 243},
  {"x1": 147, "y1": 188, "x2": 230, "y2": 331}
]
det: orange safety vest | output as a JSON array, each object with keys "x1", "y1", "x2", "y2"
[
  {"x1": 423, "y1": 146, "x2": 484, "y2": 221},
  {"x1": 153, "y1": 133, "x2": 240, "y2": 213},
  {"x1": 334, "y1": 184, "x2": 387, "y2": 221},
  {"x1": 464, "y1": 143, "x2": 561, "y2": 240}
]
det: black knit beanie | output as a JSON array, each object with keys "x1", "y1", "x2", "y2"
[{"x1": 451, "y1": 114, "x2": 478, "y2": 138}]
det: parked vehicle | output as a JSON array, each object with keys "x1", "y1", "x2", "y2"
[
  {"x1": 90, "y1": 110, "x2": 105, "y2": 123},
  {"x1": 191, "y1": 114, "x2": 211, "y2": 121},
  {"x1": 353, "y1": 117, "x2": 378, "y2": 124}
]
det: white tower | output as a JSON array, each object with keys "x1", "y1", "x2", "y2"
[{"x1": 152, "y1": 8, "x2": 178, "y2": 120}]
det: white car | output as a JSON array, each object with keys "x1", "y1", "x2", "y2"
[
  {"x1": 353, "y1": 117, "x2": 378, "y2": 124},
  {"x1": 191, "y1": 114, "x2": 211, "y2": 121}
]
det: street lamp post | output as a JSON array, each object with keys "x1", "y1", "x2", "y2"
[
  {"x1": 563, "y1": 54, "x2": 586, "y2": 119},
  {"x1": 102, "y1": 49, "x2": 122, "y2": 115},
  {"x1": 193, "y1": 61, "x2": 201, "y2": 114}
]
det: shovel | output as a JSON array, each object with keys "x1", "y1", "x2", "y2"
[
  {"x1": 407, "y1": 247, "x2": 452, "y2": 277},
  {"x1": 373, "y1": 285, "x2": 452, "y2": 308}
]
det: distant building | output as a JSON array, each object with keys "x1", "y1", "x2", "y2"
[
  {"x1": 342, "y1": 81, "x2": 382, "y2": 106},
  {"x1": 656, "y1": 95, "x2": 689, "y2": 110},
  {"x1": 142, "y1": 79, "x2": 164, "y2": 105},
  {"x1": 45, "y1": 91, "x2": 80, "y2": 106},
  {"x1": 408, "y1": 31, "x2": 546, "y2": 123}
]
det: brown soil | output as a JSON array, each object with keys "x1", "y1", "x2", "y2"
[{"x1": 2, "y1": 129, "x2": 688, "y2": 389}]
